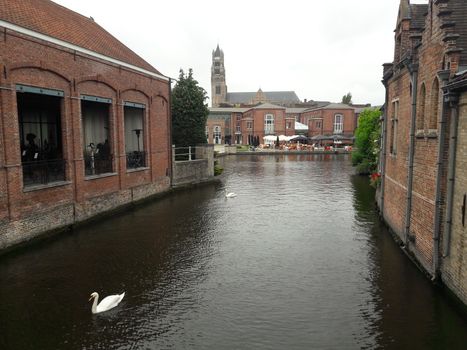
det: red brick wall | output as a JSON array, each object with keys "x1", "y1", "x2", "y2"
[
  {"x1": 0, "y1": 26, "x2": 170, "y2": 249},
  {"x1": 206, "y1": 117, "x2": 225, "y2": 144},
  {"x1": 302, "y1": 108, "x2": 356, "y2": 137},
  {"x1": 441, "y1": 92, "x2": 467, "y2": 306},
  {"x1": 250, "y1": 108, "x2": 287, "y2": 137},
  {"x1": 383, "y1": 70, "x2": 412, "y2": 241},
  {"x1": 382, "y1": 0, "x2": 459, "y2": 273}
]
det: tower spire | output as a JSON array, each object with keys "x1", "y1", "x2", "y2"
[{"x1": 211, "y1": 45, "x2": 227, "y2": 107}]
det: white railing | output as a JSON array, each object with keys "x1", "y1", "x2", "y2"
[{"x1": 173, "y1": 146, "x2": 205, "y2": 162}]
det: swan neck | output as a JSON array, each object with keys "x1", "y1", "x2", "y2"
[{"x1": 91, "y1": 293, "x2": 99, "y2": 314}]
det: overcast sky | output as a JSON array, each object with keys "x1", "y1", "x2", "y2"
[{"x1": 52, "y1": 0, "x2": 428, "y2": 106}]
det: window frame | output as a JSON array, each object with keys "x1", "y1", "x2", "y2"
[
  {"x1": 123, "y1": 102, "x2": 146, "y2": 170},
  {"x1": 333, "y1": 114, "x2": 344, "y2": 134},
  {"x1": 390, "y1": 99, "x2": 399, "y2": 156},
  {"x1": 264, "y1": 114, "x2": 274, "y2": 134}
]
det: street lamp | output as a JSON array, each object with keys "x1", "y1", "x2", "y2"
[{"x1": 132, "y1": 129, "x2": 143, "y2": 152}]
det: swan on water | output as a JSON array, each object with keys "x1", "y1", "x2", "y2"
[
  {"x1": 224, "y1": 189, "x2": 237, "y2": 198},
  {"x1": 89, "y1": 291, "x2": 125, "y2": 314}
]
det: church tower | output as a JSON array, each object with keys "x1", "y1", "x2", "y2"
[{"x1": 211, "y1": 45, "x2": 227, "y2": 107}]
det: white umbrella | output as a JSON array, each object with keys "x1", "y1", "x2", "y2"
[
  {"x1": 262, "y1": 135, "x2": 276, "y2": 145},
  {"x1": 263, "y1": 135, "x2": 276, "y2": 142}
]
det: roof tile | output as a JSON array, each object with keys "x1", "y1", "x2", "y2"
[{"x1": 0, "y1": 0, "x2": 161, "y2": 74}]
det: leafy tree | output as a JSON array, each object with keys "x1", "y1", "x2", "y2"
[
  {"x1": 352, "y1": 108, "x2": 381, "y2": 175},
  {"x1": 342, "y1": 92, "x2": 353, "y2": 104},
  {"x1": 171, "y1": 69, "x2": 209, "y2": 147}
]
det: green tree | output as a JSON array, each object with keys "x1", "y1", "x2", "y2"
[
  {"x1": 342, "y1": 92, "x2": 353, "y2": 104},
  {"x1": 352, "y1": 108, "x2": 381, "y2": 175},
  {"x1": 171, "y1": 69, "x2": 209, "y2": 147}
]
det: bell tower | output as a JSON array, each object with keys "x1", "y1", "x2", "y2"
[{"x1": 211, "y1": 45, "x2": 227, "y2": 107}]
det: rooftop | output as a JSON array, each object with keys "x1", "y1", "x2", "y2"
[
  {"x1": 0, "y1": 0, "x2": 161, "y2": 75},
  {"x1": 226, "y1": 91, "x2": 300, "y2": 104}
]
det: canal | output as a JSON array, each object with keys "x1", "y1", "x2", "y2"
[{"x1": 1, "y1": 155, "x2": 466, "y2": 349}]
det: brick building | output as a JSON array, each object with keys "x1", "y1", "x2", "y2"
[
  {"x1": 0, "y1": 0, "x2": 171, "y2": 250},
  {"x1": 300, "y1": 103, "x2": 357, "y2": 144},
  {"x1": 380, "y1": 0, "x2": 467, "y2": 306},
  {"x1": 208, "y1": 45, "x2": 366, "y2": 145},
  {"x1": 207, "y1": 103, "x2": 301, "y2": 145},
  {"x1": 207, "y1": 102, "x2": 362, "y2": 146}
]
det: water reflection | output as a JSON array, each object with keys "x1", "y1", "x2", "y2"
[{"x1": 0, "y1": 155, "x2": 466, "y2": 349}]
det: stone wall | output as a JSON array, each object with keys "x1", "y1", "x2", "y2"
[{"x1": 172, "y1": 145, "x2": 214, "y2": 187}]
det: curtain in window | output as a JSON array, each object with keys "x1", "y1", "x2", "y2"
[
  {"x1": 124, "y1": 107, "x2": 144, "y2": 153},
  {"x1": 82, "y1": 101, "x2": 110, "y2": 156},
  {"x1": 18, "y1": 93, "x2": 62, "y2": 161}
]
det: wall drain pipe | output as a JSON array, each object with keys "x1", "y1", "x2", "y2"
[
  {"x1": 432, "y1": 70, "x2": 451, "y2": 279},
  {"x1": 443, "y1": 90, "x2": 460, "y2": 258},
  {"x1": 404, "y1": 62, "x2": 419, "y2": 246}
]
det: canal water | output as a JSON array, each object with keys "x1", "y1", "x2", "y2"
[{"x1": 1, "y1": 154, "x2": 466, "y2": 349}]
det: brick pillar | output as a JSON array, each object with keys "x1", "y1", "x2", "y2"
[{"x1": 3, "y1": 84, "x2": 22, "y2": 220}]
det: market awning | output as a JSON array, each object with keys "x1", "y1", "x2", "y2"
[{"x1": 294, "y1": 121, "x2": 308, "y2": 131}]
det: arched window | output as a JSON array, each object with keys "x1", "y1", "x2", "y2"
[
  {"x1": 264, "y1": 114, "x2": 274, "y2": 134},
  {"x1": 213, "y1": 125, "x2": 221, "y2": 144},
  {"x1": 334, "y1": 114, "x2": 343, "y2": 134},
  {"x1": 429, "y1": 78, "x2": 439, "y2": 130},
  {"x1": 417, "y1": 83, "x2": 426, "y2": 130}
]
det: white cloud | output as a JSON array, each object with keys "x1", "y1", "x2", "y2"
[{"x1": 51, "y1": 0, "x2": 421, "y2": 106}]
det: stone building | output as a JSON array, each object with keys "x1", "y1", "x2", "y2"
[
  {"x1": 0, "y1": 0, "x2": 171, "y2": 250},
  {"x1": 210, "y1": 45, "x2": 300, "y2": 107},
  {"x1": 380, "y1": 0, "x2": 467, "y2": 306}
]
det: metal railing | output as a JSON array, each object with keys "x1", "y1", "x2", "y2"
[
  {"x1": 84, "y1": 154, "x2": 113, "y2": 176},
  {"x1": 126, "y1": 151, "x2": 146, "y2": 169},
  {"x1": 22, "y1": 159, "x2": 66, "y2": 187},
  {"x1": 173, "y1": 146, "x2": 201, "y2": 162}
]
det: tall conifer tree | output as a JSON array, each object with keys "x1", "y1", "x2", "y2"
[{"x1": 171, "y1": 69, "x2": 209, "y2": 147}]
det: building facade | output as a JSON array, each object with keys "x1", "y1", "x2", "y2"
[
  {"x1": 380, "y1": 0, "x2": 467, "y2": 306},
  {"x1": 208, "y1": 102, "x2": 363, "y2": 146},
  {"x1": 0, "y1": 0, "x2": 171, "y2": 250},
  {"x1": 207, "y1": 103, "x2": 300, "y2": 145},
  {"x1": 301, "y1": 103, "x2": 357, "y2": 142}
]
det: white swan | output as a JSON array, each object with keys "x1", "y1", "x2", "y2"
[
  {"x1": 89, "y1": 291, "x2": 125, "y2": 314},
  {"x1": 224, "y1": 189, "x2": 237, "y2": 198}
]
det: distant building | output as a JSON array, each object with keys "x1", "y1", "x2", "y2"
[
  {"x1": 301, "y1": 103, "x2": 357, "y2": 145},
  {"x1": 207, "y1": 102, "x2": 364, "y2": 146},
  {"x1": 211, "y1": 45, "x2": 300, "y2": 107},
  {"x1": 208, "y1": 45, "x2": 369, "y2": 145},
  {"x1": 0, "y1": 0, "x2": 171, "y2": 250}
]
